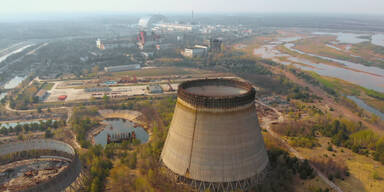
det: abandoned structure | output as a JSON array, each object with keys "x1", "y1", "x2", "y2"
[
  {"x1": 160, "y1": 78, "x2": 269, "y2": 191},
  {"x1": 0, "y1": 139, "x2": 85, "y2": 192}
]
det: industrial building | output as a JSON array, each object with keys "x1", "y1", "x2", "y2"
[
  {"x1": 154, "y1": 23, "x2": 194, "y2": 31},
  {"x1": 210, "y1": 38, "x2": 223, "y2": 52},
  {"x1": 104, "y1": 64, "x2": 141, "y2": 72},
  {"x1": 96, "y1": 39, "x2": 134, "y2": 50},
  {"x1": 182, "y1": 45, "x2": 208, "y2": 58},
  {"x1": 147, "y1": 84, "x2": 163, "y2": 94},
  {"x1": 160, "y1": 79, "x2": 269, "y2": 192},
  {"x1": 35, "y1": 89, "x2": 49, "y2": 101},
  {"x1": 84, "y1": 87, "x2": 112, "y2": 92}
]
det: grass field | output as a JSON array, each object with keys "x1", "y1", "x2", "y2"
[
  {"x1": 297, "y1": 137, "x2": 384, "y2": 192},
  {"x1": 262, "y1": 132, "x2": 331, "y2": 191},
  {"x1": 293, "y1": 175, "x2": 331, "y2": 192}
]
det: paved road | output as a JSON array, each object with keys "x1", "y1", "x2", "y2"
[{"x1": 256, "y1": 100, "x2": 344, "y2": 192}]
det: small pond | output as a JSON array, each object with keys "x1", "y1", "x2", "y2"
[{"x1": 94, "y1": 118, "x2": 149, "y2": 147}]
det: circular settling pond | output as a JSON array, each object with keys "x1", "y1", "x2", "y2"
[{"x1": 94, "y1": 118, "x2": 149, "y2": 147}]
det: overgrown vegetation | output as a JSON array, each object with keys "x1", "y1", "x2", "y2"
[
  {"x1": 71, "y1": 106, "x2": 100, "y2": 148},
  {"x1": 73, "y1": 96, "x2": 324, "y2": 192},
  {"x1": 253, "y1": 148, "x2": 316, "y2": 192},
  {"x1": 77, "y1": 97, "x2": 188, "y2": 192},
  {"x1": 81, "y1": 145, "x2": 113, "y2": 192},
  {"x1": 273, "y1": 114, "x2": 384, "y2": 164},
  {"x1": 310, "y1": 158, "x2": 349, "y2": 181}
]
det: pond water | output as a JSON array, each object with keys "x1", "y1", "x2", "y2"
[
  {"x1": 3, "y1": 76, "x2": 27, "y2": 89},
  {"x1": 0, "y1": 120, "x2": 56, "y2": 129},
  {"x1": 94, "y1": 118, "x2": 149, "y2": 147},
  {"x1": 347, "y1": 96, "x2": 384, "y2": 120}
]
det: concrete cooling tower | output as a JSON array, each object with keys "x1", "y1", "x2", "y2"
[{"x1": 160, "y1": 78, "x2": 269, "y2": 191}]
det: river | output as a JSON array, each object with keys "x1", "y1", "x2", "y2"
[
  {"x1": 0, "y1": 44, "x2": 33, "y2": 63},
  {"x1": 254, "y1": 33, "x2": 384, "y2": 93},
  {"x1": 283, "y1": 43, "x2": 384, "y2": 93},
  {"x1": 347, "y1": 96, "x2": 384, "y2": 120},
  {"x1": 3, "y1": 76, "x2": 27, "y2": 89}
]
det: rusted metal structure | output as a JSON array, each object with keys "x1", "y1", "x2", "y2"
[
  {"x1": 161, "y1": 79, "x2": 269, "y2": 192},
  {"x1": 0, "y1": 139, "x2": 87, "y2": 192}
]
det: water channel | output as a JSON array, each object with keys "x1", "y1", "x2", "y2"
[
  {"x1": 347, "y1": 96, "x2": 384, "y2": 120},
  {"x1": 3, "y1": 76, "x2": 27, "y2": 89},
  {"x1": 0, "y1": 120, "x2": 57, "y2": 129}
]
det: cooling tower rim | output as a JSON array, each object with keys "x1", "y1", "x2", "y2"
[{"x1": 177, "y1": 78, "x2": 255, "y2": 109}]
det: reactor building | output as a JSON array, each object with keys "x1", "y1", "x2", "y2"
[{"x1": 160, "y1": 78, "x2": 269, "y2": 191}]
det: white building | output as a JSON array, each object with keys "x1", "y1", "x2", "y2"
[
  {"x1": 182, "y1": 45, "x2": 208, "y2": 58},
  {"x1": 154, "y1": 23, "x2": 194, "y2": 32},
  {"x1": 96, "y1": 39, "x2": 134, "y2": 50}
]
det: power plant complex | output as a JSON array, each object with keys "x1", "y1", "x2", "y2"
[{"x1": 161, "y1": 78, "x2": 269, "y2": 191}]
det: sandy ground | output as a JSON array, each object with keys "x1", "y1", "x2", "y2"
[
  {"x1": 45, "y1": 82, "x2": 179, "y2": 102},
  {"x1": 98, "y1": 110, "x2": 142, "y2": 121}
]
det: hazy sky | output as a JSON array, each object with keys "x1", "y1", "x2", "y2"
[{"x1": 1, "y1": 0, "x2": 384, "y2": 15}]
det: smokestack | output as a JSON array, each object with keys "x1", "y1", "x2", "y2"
[{"x1": 161, "y1": 78, "x2": 269, "y2": 192}]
